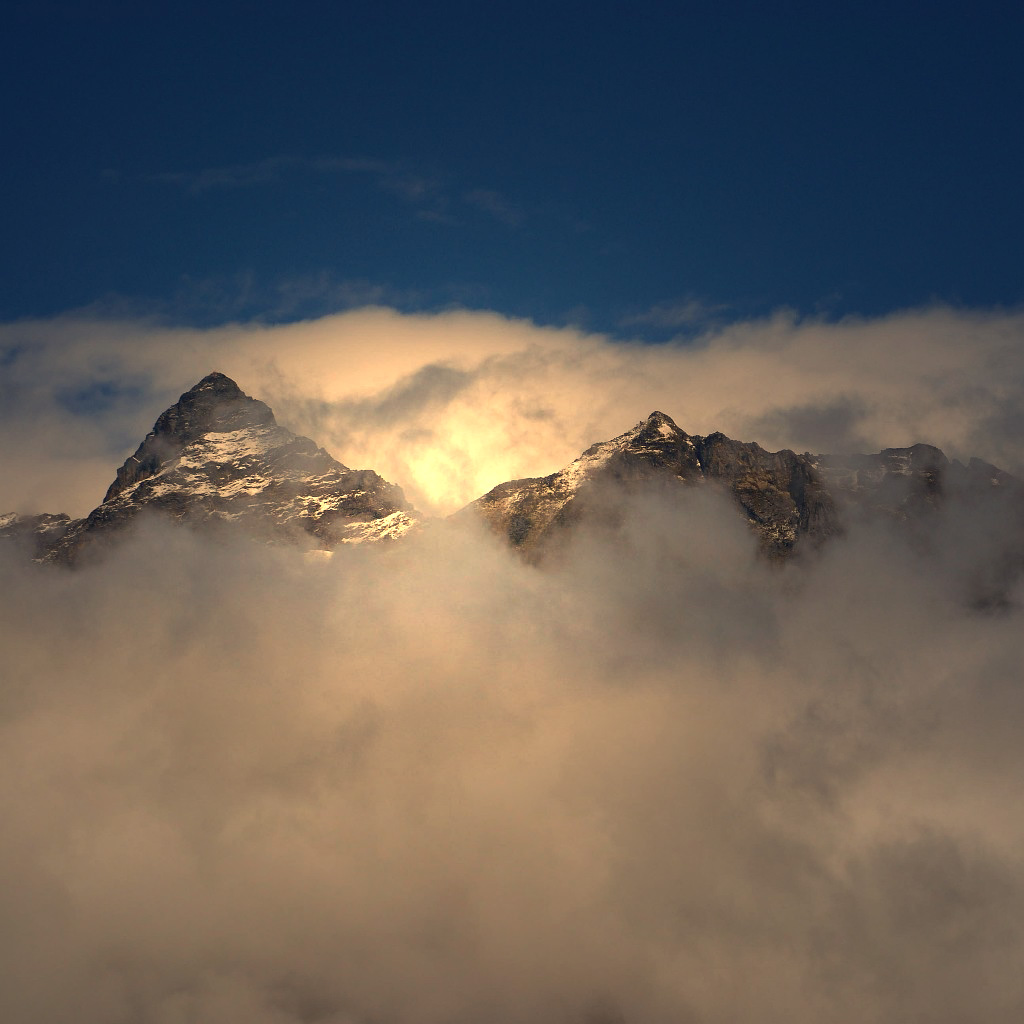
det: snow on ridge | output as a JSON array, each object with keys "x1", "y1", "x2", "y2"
[
  {"x1": 557, "y1": 439, "x2": 619, "y2": 489},
  {"x1": 217, "y1": 475, "x2": 273, "y2": 498},
  {"x1": 297, "y1": 494, "x2": 347, "y2": 519},
  {"x1": 555, "y1": 415, "x2": 690, "y2": 491},
  {"x1": 337, "y1": 511, "x2": 417, "y2": 544},
  {"x1": 181, "y1": 424, "x2": 283, "y2": 463}
]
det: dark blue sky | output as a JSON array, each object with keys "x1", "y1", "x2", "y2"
[{"x1": 3, "y1": 0, "x2": 1022, "y2": 337}]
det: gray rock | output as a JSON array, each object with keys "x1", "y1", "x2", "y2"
[
  {"x1": 461, "y1": 412, "x2": 1023, "y2": 566},
  {"x1": 39, "y1": 373, "x2": 418, "y2": 565},
  {"x1": 0, "y1": 512, "x2": 73, "y2": 559},
  {"x1": 6, "y1": 391, "x2": 1021, "y2": 581}
]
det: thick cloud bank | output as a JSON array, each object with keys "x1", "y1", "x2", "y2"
[
  {"x1": 3, "y1": 488, "x2": 1024, "y2": 1023},
  {"x1": 3, "y1": 305, "x2": 1024, "y2": 516},
  {"x1": 3, "y1": 305, "x2": 1024, "y2": 1021}
]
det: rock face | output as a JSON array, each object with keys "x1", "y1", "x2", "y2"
[
  {"x1": 4, "y1": 389, "x2": 1021, "y2": 571},
  {"x1": 0, "y1": 512, "x2": 73, "y2": 560},
  {"x1": 811, "y1": 445, "x2": 1018, "y2": 519},
  {"x1": 40, "y1": 373, "x2": 417, "y2": 564},
  {"x1": 101, "y1": 371, "x2": 277, "y2": 503},
  {"x1": 462, "y1": 411, "x2": 1022, "y2": 562},
  {"x1": 462, "y1": 412, "x2": 839, "y2": 560}
]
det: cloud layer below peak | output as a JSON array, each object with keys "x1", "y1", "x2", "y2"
[{"x1": 3, "y1": 304, "x2": 1024, "y2": 1022}]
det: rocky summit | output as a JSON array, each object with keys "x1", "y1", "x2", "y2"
[
  {"x1": 29, "y1": 372, "x2": 417, "y2": 564},
  {"x1": 462, "y1": 411, "x2": 1023, "y2": 562},
  {"x1": 3, "y1": 385, "x2": 1021, "y2": 573},
  {"x1": 461, "y1": 412, "x2": 838, "y2": 560}
]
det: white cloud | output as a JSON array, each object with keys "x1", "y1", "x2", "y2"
[
  {"x1": 3, "y1": 304, "x2": 1024, "y2": 517},
  {"x1": 3, "y1": 303, "x2": 1024, "y2": 1020},
  {"x1": 1, "y1": 483, "x2": 1023, "y2": 1022}
]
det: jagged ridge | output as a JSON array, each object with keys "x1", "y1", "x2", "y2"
[
  {"x1": 462, "y1": 411, "x2": 1020, "y2": 561},
  {"x1": 103, "y1": 372, "x2": 276, "y2": 502},
  {"x1": 4, "y1": 394, "x2": 1021, "y2": 571},
  {"x1": 37, "y1": 373, "x2": 418, "y2": 564}
]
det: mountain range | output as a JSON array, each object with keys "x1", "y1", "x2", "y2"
[{"x1": 2, "y1": 372, "x2": 1021, "y2": 571}]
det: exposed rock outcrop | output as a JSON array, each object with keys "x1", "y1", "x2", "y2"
[
  {"x1": 0, "y1": 512, "x2": 73, "y2": 560},
  {"x1": 461, "y1": 412, "x2": 840, "y2": 560},
  {"x1": 5, "y1": 391, "x2": 1020, "y2": 578},
  {"x1": 39, "y1": 373, "x2": 418, "y2": 564},
  {"x1": 461, "y1": 412, "x2": 1022, "y2": 564}
]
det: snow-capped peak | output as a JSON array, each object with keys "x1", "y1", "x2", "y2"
[
  {"x1": 38, "y1": 373, "x2": 419, "y2": 564},
  {"x1": 637, "y1": 410, "x2": 682, "y2": 439}
]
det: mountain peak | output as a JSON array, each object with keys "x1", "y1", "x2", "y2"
[
  {"x1": 155, "y1": 372, "x2": 275, "y2": 438},
  {"x1": 38, "y1": 372, "x2": 417, "y2": 563},
  {"x1": 640, "y1": 410, "x2": 678, "y2": 430},
  {"x1": 102, "y1": 373, "x2": 276, "y2": 502},
  {"x1": 630, "y1": 410, "x2": 684, "y2": 443},
  {"x1": 187, "y1": 371, "x2": 245, "y2": 396}
]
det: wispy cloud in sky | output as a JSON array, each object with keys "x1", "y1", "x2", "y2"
[
  {"x1": 621, "y1": 297, "x2": 732, "y2": 332},
  {"x1": 463, "y1": 188, "x2": 524, "y2": 227},
  {"x1": 150, "y1": 155, "x2": 524, "y2": 230},
  {"x1": 151, "y1": 155, "x2": 404, "y2": 193},
  {"x1": 152, "y1": 155, "x2": 301, "y2": 191}
]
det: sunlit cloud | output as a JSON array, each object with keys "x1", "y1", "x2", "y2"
[
  {"x1": 4, "y1": 303, "x2": 1024, "y2": 1021},
  {"x1": 3, "y1": 304, "x2": 1024, "y2": 518},
  {"x1": 1, "y1": 482, "x2": 1023, "y2": 1022}
]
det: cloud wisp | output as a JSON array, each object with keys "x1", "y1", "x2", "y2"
[
  {"x1": 620, "y1": 297, "x2": 732, "y2": 332},
  {"x1": 151, "y1": 156, "x2": 421, "y2": 196},
  {"x1": 149, "y1": 155, "x2": 525, "y2": 231}
]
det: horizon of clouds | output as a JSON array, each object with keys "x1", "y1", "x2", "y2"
[{"x1": 2, "y1": 302, "x2": 1024, "y2": 518}]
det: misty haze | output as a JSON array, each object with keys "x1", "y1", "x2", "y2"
[{"x1": 3, "y1": 315, "x2": 1024, "y2": 1023}]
